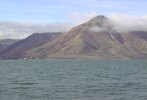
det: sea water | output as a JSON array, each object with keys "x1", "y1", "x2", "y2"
[{"x1": 0, "y1": 59, "x2": 147, "y2": 100}]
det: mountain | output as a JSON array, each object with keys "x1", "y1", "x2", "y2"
[
  {"x1": 24, "y1": 15, "x2": 147, "y2": 59},
  {"x1": 0, "y1": 32, "x2": 61, "y2": 59},
  {"x1": 0, "y1": 39, "x2": 19, "y2": 52},
  {"x1": 1, "y1": 15, "x2": 147, "y2": 59}
]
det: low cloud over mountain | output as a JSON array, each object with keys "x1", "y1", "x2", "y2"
[
  {"x1": 1, "y1": 15, "x2": 147, "y2": 59},
  {"x1": 0, "y1": 21, "x2": 72, "y2": 39},
  {"x1": 0, "y1": 13, "x2": 147, "y2": 40},
  {"x1": 108, "y1": 13, "x2": 147, "y2": 32},
  {"x1": 69, "y1": 12, "x2": 147, "y2": 32}
]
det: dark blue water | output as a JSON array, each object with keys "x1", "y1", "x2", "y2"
[{"x1": 0, "y1": 59, "x2": 147, "y2": 100}]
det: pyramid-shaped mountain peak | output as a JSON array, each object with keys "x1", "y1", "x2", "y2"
[
  {"x1": 1, "y1": 15, "x2": 147, "y2": 59},
  {"x1": 85, "y1": 15, "x2": 109, "y2": 28},
  {"x1": 88, "y1": 15, "x2": 108, "y2": 22}
]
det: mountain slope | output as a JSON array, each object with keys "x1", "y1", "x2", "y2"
[
  {"x1": 1, "y1": 15, "x2": 147, "y2": 59},
  {"x1": 0, "y1": 32, "x2": 61, "y2": 59},
  {"x1": 25, "y1": 16, "x2": 147, "y2": 59},
  {"x1": 0, "y1": 39, "x2": 19, "y2": 52}
]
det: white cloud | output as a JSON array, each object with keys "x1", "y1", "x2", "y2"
[
  {"x1": 69, "y1": 12, "x2": 147, "y2": 33},
  {"x1": 1, "y1": 12, "x2": 147, "y2": 39},
  {"x1": 89, "y1": 26, "x2": 104, "y2": 32},
  {"x1": 0, "y1": 21, "x2": 72, "y2": 39},
  {"x1": 108, "y1": 13, "x2": 147, "y2": 32},
  {"x1": 0, "y1": 12, "x2": 97, "y2": 39}
]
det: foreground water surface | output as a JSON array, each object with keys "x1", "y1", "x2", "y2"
[{"x1": 0, "y1": 59, "x2": 147, "y2": 100}]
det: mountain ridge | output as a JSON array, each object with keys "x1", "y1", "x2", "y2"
[
  {"x1": 1, "y1": 15, "x2": 147, "y2": 59},
  {"x1": 0, "y1": 39, "x2": 19, "y2": 53},
  {"x1": 0, "y1": 32, "x2": 61, "y2": 59}
]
